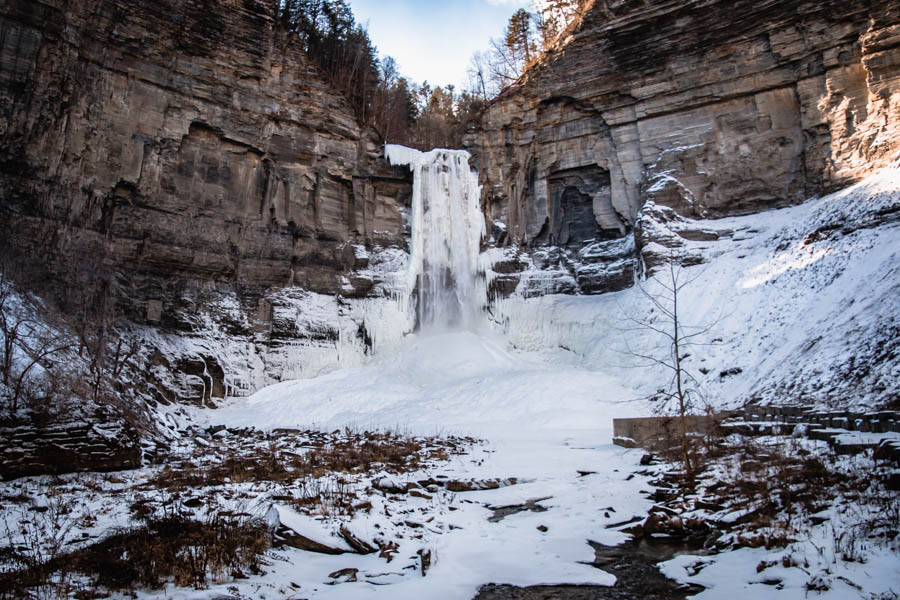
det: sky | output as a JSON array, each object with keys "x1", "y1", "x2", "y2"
[{"x1": 349, "y1": 0, "x2": 532, "y2": 90}]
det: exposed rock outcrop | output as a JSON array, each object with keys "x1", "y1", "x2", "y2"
[
  {"x1": 0, "y1": 404, "x2": 141, "y2": 480},
  {"x1": 470, "y1": 0, "x2": 900, "y2": 292},
  {"x1": 0, "y1": 0, "x2": 417, "y2": 436},
  {"x1": 0, "y1": 0, "x2": 411, "y2": 325}
]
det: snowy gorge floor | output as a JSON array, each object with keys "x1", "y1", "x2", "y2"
[
  {"x1": 184, "y1": 167, "x2": 900, "y2": 598},
  {"x1": 3, "y1": 169, "x2": 900, "y2": 599}
]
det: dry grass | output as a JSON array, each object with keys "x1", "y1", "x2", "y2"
[
  {"x1": 151, "y1": 429, "x2": 467, "y2": 490},
  {"x1": 635, "y1": 429, "x2": 900, "y2": 567},
  {"x1": 0, "y1": 428, "x2": 476, "y2": 598},
  {"x1": 0, "y1": 512, "x2": 269, "y2": 598}
]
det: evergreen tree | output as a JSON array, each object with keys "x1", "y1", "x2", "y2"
[{"x1": 505, "y1": 8, "x2": 535, "y2": 65}]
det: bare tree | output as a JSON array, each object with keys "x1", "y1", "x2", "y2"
[
  {"x1": 466, "y1": 50, "x2": 491, "y2": 100},
  {"x1": 534, "y1": 0, "x2": 589, "y2": 48},
  {"x1": 0, "y1": 271, "x2": 71, "y2": 414},
  {"x1": 620, "y1": 255, "x2": 714, "y2": 475}
]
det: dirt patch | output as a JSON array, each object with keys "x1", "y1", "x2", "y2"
[{"x1": 473, "y1": 538, "x2": 704, "y2": 599}]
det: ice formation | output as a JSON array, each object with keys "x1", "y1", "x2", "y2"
[{"x1": 386, "y1": 145, "x2": 486, "y2": 332}]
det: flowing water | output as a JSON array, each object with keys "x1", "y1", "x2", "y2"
[{"x1": 386, "y1": 144, "x2": 486, "y2": 332}]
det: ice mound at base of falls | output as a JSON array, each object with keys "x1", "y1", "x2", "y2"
[{"x1": 207, "y1": 331, "x2": 635, "y2": 437}]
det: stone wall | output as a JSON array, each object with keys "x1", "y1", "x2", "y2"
[
  {"x1": 0, "y1": 406, "x2": 141, "y2": 480},
  {"x1": 470, "y1": 0, "x2": 900, "y2": 286}
]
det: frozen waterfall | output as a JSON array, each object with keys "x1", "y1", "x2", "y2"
[{"x1": 385, "y1": 145, "x2": 485, "y2": 332}]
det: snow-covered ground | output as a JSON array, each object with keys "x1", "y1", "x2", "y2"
[
  {"x1": 184, "y1": 331, "x2": 652, "y2": 597},
  {"x1": 185, "y1": 167, "x2": 900, "y2": 598},
  {"x1": 206, "y1": 331, "x2": 635, "y2": 437},
  {"x1": 489, "y1": 167, "x2": 900, "y2": 409},
  {"x1": 3, "y1": 169, "x2": 898, "y2": 599}
]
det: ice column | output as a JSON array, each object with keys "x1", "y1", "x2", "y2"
[{"x1": 385, "y1": 144, "x2": 485, "y2": 332}]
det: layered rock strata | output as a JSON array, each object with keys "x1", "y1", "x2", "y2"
[
  {"x1": 0, "y1": 0, "x2": 411, "y2": 324},
  {"x1": 470, "y1": 0, "x2": 900, "y2": 294},
  {"x1": 0, "y1": 404, "x2": 141, "y2": 479},
  {"x1": 0, "y1": 0, "x2": 416, "y2": 433}
]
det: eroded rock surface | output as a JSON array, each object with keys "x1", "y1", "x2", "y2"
[
  {"x1": 470, "y1": 0, "x2": 900, "y2": 287},
  {"x1": 0, "y1": 403, "x2": 141, "y2": 479},
  {"x1": 0, "y1": 0, "x2": 416, "y2": 427},
  {"x1": 0, "y1": 0, "x2": 411, "y2": 322}
]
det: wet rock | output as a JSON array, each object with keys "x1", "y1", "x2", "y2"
[
  {"x1": 327, "y1": 567, "x2": 358, "y2": 583},
  {"x1": 474, "y1": 538, "x2": 706, "y2": 599},
  {"x1": 446, "y1": 477, "x2": 518, "y2": 492},
  {"x1": 488, "y1": 497, "x2": 551, "y2": 523},
  {"x1": 339, "y1": 526, "x2": 377, "y2": 555}
]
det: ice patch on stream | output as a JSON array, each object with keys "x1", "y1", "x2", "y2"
[
  {"x1": 209, "y1": 330, "x2": 636, "y2": 437},
  {"x1": 209, "y1": 167, "x2": 900, "y2": 433},
  {"x1": 186, "y1": 168, "x2": 900, "y2": 600}
]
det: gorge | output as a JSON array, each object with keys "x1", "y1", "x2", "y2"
[{"x1": 1, "y1": 0, "x2": 899, "y2": 598}]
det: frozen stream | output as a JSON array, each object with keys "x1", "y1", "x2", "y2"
[
  {"x1": 191, "y1": 164, "x2": 900, "y2": 598},
  {"x1": 202, "y1": 330, "x2": 655, "y2": 599}
]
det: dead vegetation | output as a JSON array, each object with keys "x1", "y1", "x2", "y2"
[
  {"x1": 630, "y1": 430, "x2": 900, "y2": 593},
  {"x1": 150, "y1": 428, "x2": 468, "y2": 490},
  {"x1": 0, "y1": 512, "x2": 269, "y2": 599},
  {"x1": 0, "y1": 427, "x2": 475, "y2": 599}
]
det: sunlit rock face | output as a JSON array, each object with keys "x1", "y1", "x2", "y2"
[{"x1": 469, "y1": 0, "x2": 900, "y2": 292}]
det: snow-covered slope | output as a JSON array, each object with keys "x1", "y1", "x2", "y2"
[
  {"x1": 207, "y1": 330, "x2": 635, "y2": 437},
  {"x1": 491, "y1": 167, "x2": 900, "y2": 411},
  {"x1": 184, "y1": 168, "x2": 900, "y2": 600},
  {"x1": 206, "y1": 167, "x2": 900, "y2": 437}
]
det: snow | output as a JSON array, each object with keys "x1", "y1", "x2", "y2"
[
  {"x1": 4, "y1": 160, "x2": 900, "y2": 599},
  {"x1": 206, "y1": 330, "x2": 636, "y2": 437},
  {"x1": 489, "y1": 167, "x2": 900, "y2": 408},
  {"x1": 187, "y1": 167, "x2": 900, "y2": 598},
  {"x1": 150, "y1": 431, "x2": 637, "y2": 599},
  {"x1": 660, "y1": 520, "x2": 900, "y2": 599},
  {"x1": 267, "y1": 504, "x2": 355, "y2": 553}
]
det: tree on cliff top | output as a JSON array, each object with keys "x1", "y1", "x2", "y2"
[
  {"x1": 278, "y1": 0, "x2": 418, "y2": 145},
  {"x1": 279, "y1": 0, "x2": 379, "y2": 121},
  {"x1": 466, "y1": 0, "x2": 590, "y2": 98},
  {"x1": 506, "y1": 8, "x2": 536, "y2": 66}
]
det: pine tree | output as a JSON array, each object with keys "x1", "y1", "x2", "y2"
[{"x1": 505, "y1": 8, "x2": 535, "y2": 66}]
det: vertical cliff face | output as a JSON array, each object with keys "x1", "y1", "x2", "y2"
[
  {"x1": 0, "y1": 0, "x2": 411, "y2": 322},
  {"x1": 0, "y1": 0, "x2": 419, "y2": 429},
  {"x1": 470, "y1": 0, "x2": 900, "y2": 293}
]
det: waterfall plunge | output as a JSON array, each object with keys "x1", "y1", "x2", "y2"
[{"x1": 386, "y1": 145, "x2": 486, "y2": 332}]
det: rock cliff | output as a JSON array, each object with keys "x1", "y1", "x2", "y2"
[
  {"x1": 0, "y1": 0, "x2": 411, "y2": 320},
  {"x1": 470, "y1": 0, "x2": 900, "y2": 295},
  {"x1": 0, "y1": 0, "x2": 416, "y2": 464}
]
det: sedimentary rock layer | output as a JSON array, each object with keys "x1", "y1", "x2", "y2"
[
  {"x1": 0, "y1": 0, "x2": 411, "y2": 326},
  {"x1": 470, "y1": 0, "x2": 900, "y2": 252}
]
